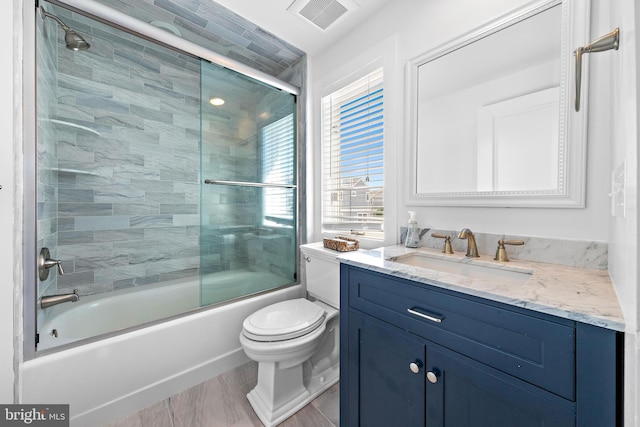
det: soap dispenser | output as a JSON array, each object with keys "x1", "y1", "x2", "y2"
[{"x1": 405, "y1": 211, "x2": 420, "y2": 248}]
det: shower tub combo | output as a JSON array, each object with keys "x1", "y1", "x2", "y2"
[
  {"x1": 36, "y1": 270, "x2": 291, "y2": 351},
  {"x1": 22, "y1": 0, "x2": 303, "y2": 424},
  {"x1": 23, "y1": 281, "x2": 301, "y2": 425}
]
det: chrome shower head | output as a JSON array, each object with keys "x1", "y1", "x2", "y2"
[{"x1": 40, "y1": 8, "x2": 91, "y2": 51}]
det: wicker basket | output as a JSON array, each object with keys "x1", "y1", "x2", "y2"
[{"x1": 323, "y1": 236, "x2": 360, "y2": 252}]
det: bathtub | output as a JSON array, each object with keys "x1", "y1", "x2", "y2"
[
  {"x1": 37, "y1": 270, "x2": 290, "y2": 350},
  {"x1": 22, "y1": 272, "x2": 302, "y2": 426}
]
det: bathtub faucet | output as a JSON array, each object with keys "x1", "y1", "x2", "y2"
[{"x1": 41, "y1": 289, "x2": 80, "y2": 309}]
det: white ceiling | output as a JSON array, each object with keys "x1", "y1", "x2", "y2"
[{"x1": 213, "y1": 0, "x2": 392, "y2": 55}]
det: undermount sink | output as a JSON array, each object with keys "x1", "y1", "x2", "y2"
[{"x1": 388, "y1": 253, "x2": 533, "y2": 285}]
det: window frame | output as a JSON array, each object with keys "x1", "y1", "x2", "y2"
[{"x1": 320, "y1": 67, "x2": 385, "y2": 242}]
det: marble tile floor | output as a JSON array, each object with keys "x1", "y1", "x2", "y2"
[{"x1": 103, "y1": 361, "x2": 339, "y2": 427}]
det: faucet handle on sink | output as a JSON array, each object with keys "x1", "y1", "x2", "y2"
[
  {"x1": 494, "y1": 239, "x2": 525, "y2": 262},
  {"x1": 432, "y1": 233, "x2": 453, "y2": 254}
]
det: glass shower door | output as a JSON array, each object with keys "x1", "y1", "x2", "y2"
[
  {"x1": 32, "y1": 0, "x2": 299, "y2": 353},
  {"x1": 199, "y1": 61, "x2": 297, "y2": 306}
]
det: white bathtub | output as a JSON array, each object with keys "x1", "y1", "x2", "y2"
[
  {"x1": 22, "y1": 272, "x2": 302, "y2": 426},
  {"x1": 37, "y1": 270, "x2": 289, "y2": 350}
]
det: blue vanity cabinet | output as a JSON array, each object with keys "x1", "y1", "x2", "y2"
[
  {"x1": 426, "y1": 343, "x2": 574, "y2": 426},
  {"x1": 346, "y1": 311, "x2": 426, "y2": 426},
  {"x1": 339, "y1": 264, "x2": 622, "y2": 427}
]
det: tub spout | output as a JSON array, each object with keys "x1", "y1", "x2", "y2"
[{"x1": 41, "y1": 289, "x2": 79, "y2": 309}]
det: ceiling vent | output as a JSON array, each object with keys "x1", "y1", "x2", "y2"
[{"x1": 288, "y1": 0, "x2": 359, "y2": 31}]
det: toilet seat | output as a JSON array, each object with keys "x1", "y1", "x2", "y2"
[{"x1": 242, "y1": 299, "x2": 326, "y2": 342}]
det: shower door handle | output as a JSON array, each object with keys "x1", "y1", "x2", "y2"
[{"x1": 204, "y1": 179, "x2": 296, "y2": 189}]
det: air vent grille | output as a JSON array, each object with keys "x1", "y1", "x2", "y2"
[{"x1": 296, "y1": 0, "x2": 349, "y2": 30}]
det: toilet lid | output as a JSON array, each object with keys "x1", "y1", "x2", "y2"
[{"x1": 242, "y1": 299, "x2": 326, "y2": 342}]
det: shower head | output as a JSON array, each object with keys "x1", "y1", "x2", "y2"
[
  {"x1": 63, "y1": 29, "x2": 91, "y2": 51},
  {"x1": 40, "y1": 8, "x2": 90, "y2": 51}
]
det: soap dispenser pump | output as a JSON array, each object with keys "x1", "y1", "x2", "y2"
[{"x1": 405, "y1": 211, "x2": 420, "y2": 248}]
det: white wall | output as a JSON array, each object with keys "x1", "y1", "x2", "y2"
[
  {"x1": 308, "y1": 0, "x2": 611, "y2": 243},
  {"x1": 606, "y1": 0, "x2": 639, "y2": 425},
  {"x1": 308, "y1": 0, "x2": 637, "y2": 422},
  {"x1": 1, "y1": 0, "x2": 19, "y2": 404}
]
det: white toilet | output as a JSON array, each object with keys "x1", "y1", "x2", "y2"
[{"x1": 239, "y1": 242, "x2": 340, "y2": 427}]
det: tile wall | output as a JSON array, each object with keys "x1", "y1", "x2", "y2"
[
  {"x1": 199, "y1": 65, "x2": 297, "y2": 281},
  {"x1": 38, "y1": 0, "x2": 304, "y2": 301},
  {"x1": 96, "y1": 0, "x2": 305, "y2": 78},
  {"x1": 36, "y1": 12, "x2": 60, "y2": 299},
  {"x1": 43, "y1": 4, "x2": 202, "y2": 297}
]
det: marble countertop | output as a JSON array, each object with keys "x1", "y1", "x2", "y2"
[{"x1": 337, "y1": 245, "x2": 625, "y2": 331}]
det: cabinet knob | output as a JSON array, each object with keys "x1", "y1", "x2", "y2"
[
  {"x1": 426, "y1": 369, "x2": 440, "y2": 384},
  {"x1": 409, "y1": 360, "x2": 423, "y2": 374}
]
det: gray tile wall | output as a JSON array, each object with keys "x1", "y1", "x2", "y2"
[
  {"x1": 39, "y1": 0, "x2": 304, "y2": 301},
  {"x1": 47, "y1": 4, "x2": 202, "y2": 296},
  {"x1": 200, "y1": 64, "x2": 261, "y2": 276},
  {"x1": 95, "y1": 0, "x2": 305, "y2": 79},
  {"x1": 37, "y1": 13, "x2": 60, "y2": 302},
  {"x1": 199, "y1": 64, "x2": 296, "y2": 281}
]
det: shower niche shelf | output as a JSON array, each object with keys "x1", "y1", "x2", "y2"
[
  {"x1": 48, "y1": 168, "x2": 102, "y2": 177},
  {"x1": 41, "y1": 118, "x2": 102, "y2": 136}
]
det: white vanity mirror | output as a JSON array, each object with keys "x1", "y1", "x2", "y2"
[{"x1": 407, "y1": 0, "x2": 590, "y2": 207}]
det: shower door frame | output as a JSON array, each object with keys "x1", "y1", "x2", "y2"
[{"x1": 23, "y1": 0, "x2": 304, "y2": 360}]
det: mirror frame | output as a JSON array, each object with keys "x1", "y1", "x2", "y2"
[{"x1": 406, "y1": 0, "x2": 590, "y2": 207}]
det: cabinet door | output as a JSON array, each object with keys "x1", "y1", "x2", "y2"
[
  {"x1": 345, "y1": 311, "x2": 425, "y2": 427},
  {"x1": 426, "y1": 344, "x2": 575, "y2": 427}
]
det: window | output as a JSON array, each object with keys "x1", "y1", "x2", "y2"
[
  {"x1": 321, "y1": 68, "x2": 384, "y2": 240},
  {"x1": 261, "y1": 113, "x2": 295, "y2": 227}
]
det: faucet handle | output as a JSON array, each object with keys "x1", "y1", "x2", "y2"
[
  {"x1": 431, "y1": 233, "x2": 453, "y2": 254},
  {"x1": 38, "y1": 248, "x2": 66, "y2": 281},
  {"x1": 494, "y1": 239, "x2": 525, "y2": 262},
  {"x1": 49, "y1": 259, "x2": 64, "y2": 276},
  {"x1": 501, "y1": 239, "x2": 525, "y2": 246}
]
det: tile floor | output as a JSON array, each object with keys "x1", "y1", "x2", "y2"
[{"x1": 103, "y1": 361, "x2": 339, "y2": 427}]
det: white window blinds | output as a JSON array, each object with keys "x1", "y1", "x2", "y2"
[
  {"x1": 321, "y1": 67, "x2": 384, "y2": 239},
  {"x1": 262, "y1": 113, "x2": 295, "y2": 226}
]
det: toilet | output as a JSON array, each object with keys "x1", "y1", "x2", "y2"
[{"x1": 239, "y1": 242, "x2": 340, "y2": 427}]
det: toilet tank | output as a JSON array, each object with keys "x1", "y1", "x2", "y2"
[{"x1": 300, "y1": 242, "x2": 340, "y2": 308}]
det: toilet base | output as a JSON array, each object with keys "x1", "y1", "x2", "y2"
[{"x1": 246, "y1": 362, "x2": 339, "y2": 427}]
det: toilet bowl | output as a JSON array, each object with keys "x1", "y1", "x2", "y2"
[{"x1": 239, "y1": 243, "x2": 340, "y2": 427}]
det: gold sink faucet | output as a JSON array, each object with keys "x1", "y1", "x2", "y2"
[{"x1": 458, "y1": 228, "x2": 479, "y2": 258}]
